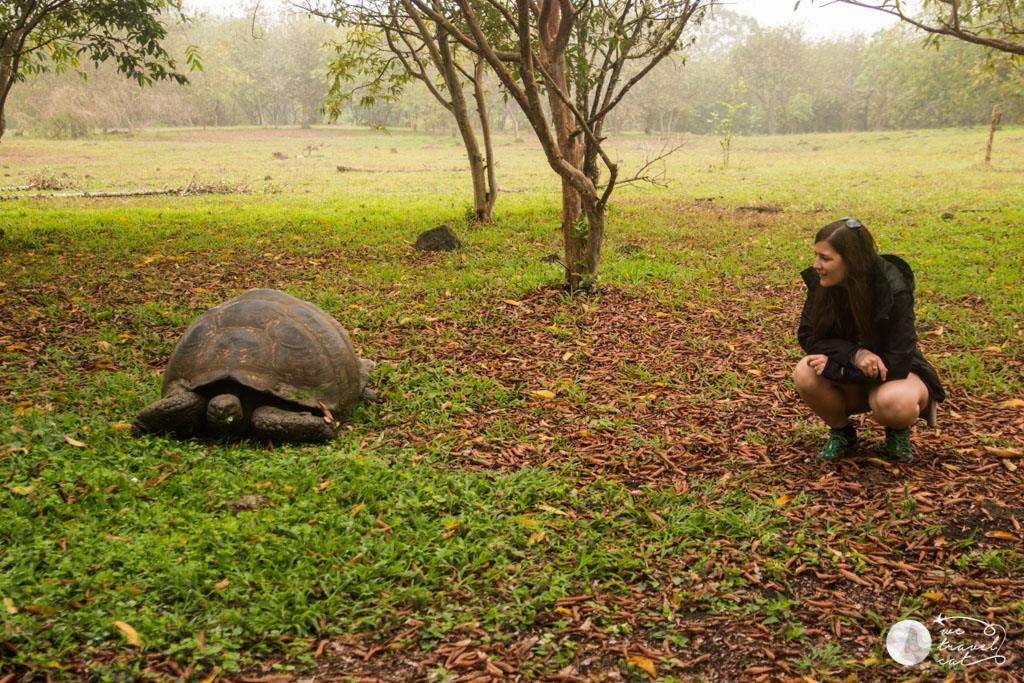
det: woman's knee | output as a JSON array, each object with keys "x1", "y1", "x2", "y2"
[
  {"x1": 794, "y1": 357, "x2": 819, "y2": 393},
  {"x1": 870, "y1": 385, "x2": 921, "y2": 425}
]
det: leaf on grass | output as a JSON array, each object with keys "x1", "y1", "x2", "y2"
[
  {"x1": 531, "y1": 390, "x2": 556, "y2": 400},
  {"x1": 538, "y1": 503, "x2": 570, "y2": 517},
  {"x1": 655, "y1": 312, "x2": 671, "y2": 318},
  {"x1": 985, "y1": 531, "x2": 1021, "y2": 542},
  {"x1": 201, "y1": 665, "x2": 222, "y2": 683},
  {"x1": 113, "y1": 621, "x2": 142, "y2": 646},
  {"x1": 562, "y1": 351, "x2": 573, "y2": 361},
  {"x1": 9, "y1": 485, "x2": 34, "y2": 495},
  {"x1": 10, "y1": 425, "x2": 30, "y2": 434},
  {"x1": 350, "y1": 503, "x2": 365, "y2": 516},
  {"x1": 313, "y1": 479, "x2": 333, "y2": 492},
  {"x1": 921, "y1": 592, "x2": 944, "y2": 600},
  {"x1": 982, "y1": 346, "x2": 1003, "y2": 353},
  {"x1": 5, "y1": 345, "x2": 28, "y2": 352},
  {"x1": 775, "y1": 495, "x2": 793, "y2": 506},
  {"x1": 63, "y1": 434, "x2": 87, "y2": 448},
  {"x1": 515, "y1": 516, "x2": 541, "y2": 528},
  {"x1": 748, "y1": 369, "x2": 763, "y2": 377},
  {"x1": 3, "y1": 597, "x2": 17, "y2": 614},
  {"x1": 626, "y1": 656, "x2": 657, "y2": 676},
  {"x1": 24, "y1": 605, "x2": 54, "y2": 614},
  {"x1": 528, "y1": 530, "x2": 546, "y2": 545},
  {"x1": 998, "y1": 399, "x2": 1024, "y2": 409},
  {"x1": 110, "y1": 423, "x2": 133, "y2": 430},
  {"x1": 503, "y1": 299, "x2": 522, "y2": 307},
  {"x1": 213, "y1": 578, "x2": 230, "y2": 590}
]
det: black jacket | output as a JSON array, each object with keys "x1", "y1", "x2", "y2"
[{"x1": 799, "y1": 255, "x2": 946, "y2": 402}]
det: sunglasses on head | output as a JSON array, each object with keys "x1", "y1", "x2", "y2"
[{"x1": 840, "y1": 217, "x2": 863, "y2": 230}]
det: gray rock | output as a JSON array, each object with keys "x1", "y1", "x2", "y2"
[{"x1": 415, "y1": 225, "x2": 462, "y2": 251}]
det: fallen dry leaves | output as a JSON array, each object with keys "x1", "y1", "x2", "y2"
[{"x1": 4, "y1": 260, "x2": 1023, "y2": 681}]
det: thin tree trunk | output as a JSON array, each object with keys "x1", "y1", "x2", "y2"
[
  {"x1": 473, "y1": 58, "x2": 497, "y2": 221},
  {"x1": 504, "y1": 99, "x2": 521, "y2": 141},
  {"x1": 254, "y1": 91, "x2": 266, "y2": 127},
  {"x1": 984, "y1": 97, "x2": 1004, "y2": 165},
  {"x1": 438, "y1": 35, "x2": 492, "y2": 222}
]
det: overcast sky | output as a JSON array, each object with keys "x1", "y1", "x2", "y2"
[{"x1": 181, "y1": 0, "x2": 901, "y2": 38}]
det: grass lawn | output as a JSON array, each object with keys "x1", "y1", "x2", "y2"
[{"x1": 1, "y1": 125, "x2": 1023, "y2": 682}]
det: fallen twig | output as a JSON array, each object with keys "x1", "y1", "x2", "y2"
[
  {"x1": 0, "y1": 188, "x2": 179, "y2": 201},
  {"x1": 0, "y1": 178, "x2": 246, "y2": 201},
  {"x1": 336, "y1": 165, "x2": 466, "y2": 173}
]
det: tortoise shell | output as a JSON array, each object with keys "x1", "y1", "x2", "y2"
[{"x1": 162, "y1": 289, "x2": 362, "y2": 416}]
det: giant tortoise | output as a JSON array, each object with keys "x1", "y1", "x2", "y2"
[{"x1": 132, "y1": 289, "x2": 374, "y2": 443}]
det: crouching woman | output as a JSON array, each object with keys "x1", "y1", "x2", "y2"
[{"x1": 794, "y1": 218, "x2": 945, "y2": 463}]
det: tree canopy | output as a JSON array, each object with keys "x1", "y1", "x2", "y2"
[
  {"x1": 801, "y1": 0, "x2": 1023, "y2": 57},
  {"x1": 0, "y1": 0, "x2": 199, "y2": 139}
]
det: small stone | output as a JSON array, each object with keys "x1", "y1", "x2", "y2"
[{"x1": 414, "y1": 225, "x2": 462, "y2": 251}]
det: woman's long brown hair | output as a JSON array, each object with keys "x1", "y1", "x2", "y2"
[{"x1": 811, "y1": 220, "x2": 880, "y2": 345}]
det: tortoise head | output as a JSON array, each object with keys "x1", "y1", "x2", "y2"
[{"x1": 207, "y1": 393, "x2": 245, "y2": 430}]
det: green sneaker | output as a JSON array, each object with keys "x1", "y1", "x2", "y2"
[
  {"x1": 885, "y1": 427, "x2": 914, "y2": 463},
  {"x1": 818, "y1": 429, "x2": 857, "y2": 461}
]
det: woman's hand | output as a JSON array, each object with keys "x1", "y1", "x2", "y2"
[
  {"x1": 806, "y1": 354, "x2": 829, "y2": 376},
  {"x1": 853, "y1": 348, "x2": 887, "y2": 381}
]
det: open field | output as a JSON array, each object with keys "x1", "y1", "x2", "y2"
[{"x1": 1, "y1": 126, "x2": 1023, "y2": 682}]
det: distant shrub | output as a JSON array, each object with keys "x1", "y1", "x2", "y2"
[{"x1": 34, "y1": 113, "x2": 91, "y2": 139}]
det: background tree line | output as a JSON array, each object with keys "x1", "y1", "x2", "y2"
[{"x1": 4, "y1": 7, "x2": 1022, "y2": 139}]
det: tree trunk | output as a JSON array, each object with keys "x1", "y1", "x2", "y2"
[
  {"x1": 542, "y1": 27, "x2": 591, "y2": 289},
  {"x1": 472, "y1": 58, "x2": 497, "y2": 222},
  {"x1": 438, "y1": 35, "x2": 494, "y2": 222},
  {"x1": 254, "y1": 91, "x2": 266, "y2": 127},
  {"x1": 504, "y1": 98, "x2": 521, "y2": 141},
  {"x1": 984, "y1": 97, "x2": 1004, "y2": 165},
  {"x1": 0, "y1": 31, "x2": 28, "y2": 142}
]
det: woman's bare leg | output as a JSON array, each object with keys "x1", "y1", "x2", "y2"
[
  {"x1": 867, "y1": 373, "x2": 930, "y2": 429},
  {"x1": 794, "y1": 356, "x2": 869, "y2": 427}
]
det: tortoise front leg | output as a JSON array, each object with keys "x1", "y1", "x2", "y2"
[
  {"x1": 250, "y1": 406, "x2": 338, "y2": 444},
  {"x1": 132, "y1": 391, "x2": 207, "y2": 437}
]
